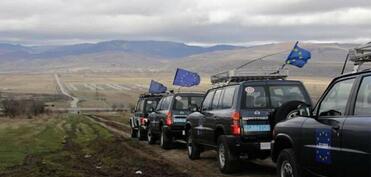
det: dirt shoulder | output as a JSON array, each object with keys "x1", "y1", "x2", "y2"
[{"x1": 89, "y1": 114, "x2": 276, "y2": 177}]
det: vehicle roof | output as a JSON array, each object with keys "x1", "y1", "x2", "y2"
[
  {"x1": 168, "y1": 92, "x2": 204, "y2": 97},
  {"x1": 210, "y1": 79, "x2": 304, "y2": 90},
  {"x1": 335, "y1": 70, "x2": 371, "y2": 80}
]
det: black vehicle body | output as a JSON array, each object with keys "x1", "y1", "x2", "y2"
[
  {"x1": 186, "y1": 80, "x2": 311, "y2": 173},
  {"x1": 129, "y1": 94, "x2": 164, "y2": 139},
  {"x1": 272, "y1": 70, "x2": 371, "y2": 177},
  {"x1": 147, "y1": 93, "x2": 204, "y2": 148}
]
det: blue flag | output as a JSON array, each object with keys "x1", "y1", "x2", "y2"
[
  {"x1": 173, "y1": 68, "x2": 200, "y2": 87},
  {"x1": 315, "y1": 129, "x2": 332, "y2": 164},
  {"x1": 286, "y1": 42, "x2": 311, "y2": 68},
  {"x1": 149, "y1": 80, "x2": 167, "y2": 94}
]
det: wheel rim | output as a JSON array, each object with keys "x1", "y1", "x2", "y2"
[
  {"x1": 218, "y1": 144, "x2": 226, "y2": 168},
  {"x1": 187, "y1": 135, "x2": 192, "y2": 156},
  {"x1": 281, "y1": 160, "x2": 294, "y2": 177},
  {"x1": 287, "y1": 110, "x2": 299, "y2": 120}
]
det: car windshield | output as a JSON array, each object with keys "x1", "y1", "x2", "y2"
[
  {"x1": 173, "y1": 96, "x2": 203, "y2": 111},
  {"x1": 241, "y1": 85, "x2": 307, "y2": 109}
]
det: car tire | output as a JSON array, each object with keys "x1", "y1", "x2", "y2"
[
  {"x1": 217, "y1": 135, "x2": 240, "y2": 174},
  {"x1": 277, "y1": 149, "x2": 301, "y2": 177},
  {"x1": 147, "y1": 127, "x2": 157, "y2": 144},
  {"x1": 274, "y1": 101, "x2": 307, "y2": 124},
  {"x1": 187, "y1": 129, "x2": 201, "y2": 160},
  {"x1": 137, "y1": 127, "x2": 146, "y2": 141},
  {"x1": 131, "y1": 128, "x2": 137, "y2": 138},
  {"x1": 160, "y1": 128, "x2": 172, "y2": 149}
]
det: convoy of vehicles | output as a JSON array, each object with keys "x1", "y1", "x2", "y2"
[{"x1": 128, "y1": 43, "x2": 371, "y2": 177}]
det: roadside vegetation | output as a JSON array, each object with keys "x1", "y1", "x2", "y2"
[{"x1": 0, "y1": 115, "x2": 189, "y2": 177}]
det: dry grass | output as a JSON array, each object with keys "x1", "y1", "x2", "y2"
[{"x1": 0, "y1": 72, "x2": 331, "y2": 108}]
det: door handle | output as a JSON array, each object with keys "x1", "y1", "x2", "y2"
[{"x1": 331, "y1": 124, "x2": 340, "y2": 131}]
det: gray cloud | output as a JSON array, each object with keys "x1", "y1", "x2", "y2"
[{"x1": 0, "y1": 0, "x2": 370, "y2": 45}]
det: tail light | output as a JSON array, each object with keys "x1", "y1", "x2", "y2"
[
  {"x1": 231, "y1": 111, "x2": 241, "y2": 136},
  {"x1": 165, "y1": 112, "x2": 172, "y2": 126},
  {"x1": 140, "y1": 117, "x2": 145, "y2": 125}
]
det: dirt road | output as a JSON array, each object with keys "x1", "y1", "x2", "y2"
[
  {"x1": 87, "y1": 115, "x2": 276, "y2": 177},
  {"x1": 54, "y1": 73, "x2": 80, "y2": 110}
]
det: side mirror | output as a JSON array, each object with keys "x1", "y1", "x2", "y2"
[
  {"x1": 189, "y1": 104, "x2": 200, "y2": 112},
  {"x1": 148, "y1": 107, "x2": 155, "y2": 113},
  {"x1": 297, "y1": 104, "x2": 312, "y2": 117}
]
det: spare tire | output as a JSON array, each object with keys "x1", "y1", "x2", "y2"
[{"x1": 274, "y1": 101, "x2": 308, "y2": 124}]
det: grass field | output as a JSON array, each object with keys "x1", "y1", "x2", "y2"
[{"x1": 0, "y1": 115, "x2": 188, "y2": 177}]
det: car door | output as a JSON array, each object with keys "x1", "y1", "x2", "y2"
[
  {"x1": 203, "y1": 89, "x2": 223, "y2": 145},
  {"x1": 341, "y1": 74, "x2": 371, "y2": 177},
  {"x1": 195, "y1": 90, "x2": 215, "y2": 144},
  {"x1": 301, "y1": 77, "x2": 356, "y2": 177}
]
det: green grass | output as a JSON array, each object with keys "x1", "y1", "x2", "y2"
[{"x1": 0, "y1": 115, "x2": 112, "y2": 171}]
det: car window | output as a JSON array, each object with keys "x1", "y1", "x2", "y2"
[
  {"x1": 161, "y1": 97, "x2": 171, "y2": 110},
  {"x1": 318, "y1": 78, "x2": 355, "y2": 117},
  {"x1": 269, "y1": 85, "x2": 307, "y2": 108},
  {"x1": 136, "y1": 99, "x2": 144, "y2": 112},
  {"x1": 212, "y1": 89, "x2": 223, "y2": 109},
  {"x1": 156, "y1": 98, "x2": 163, "y2": 110},
  {"x1": 355, "y1": 76, "x2": 371, "y2": 116},
  {"x1": 202, "y1": 90, "x2": 215, "y2": 111},
  {"x1": 241, "y1": 86, "x2": 267, "y2": 109},
  {"x1": 221, "y1": 86, "x2": 236, "y2": 109},
  {"x1": 173, "y1": 96, "x2": 203, "y2": 111},
  {"x1": 144, "y1": 99, "x2": 158, "y2": 112}
]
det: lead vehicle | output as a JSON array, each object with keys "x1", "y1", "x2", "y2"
[
  {"x1": 186, "y1": 70, "x2": 312, "y2": 173},
  {"x1": 129, "y1": 93, "x2": 165, "y2": 140},
  {"x1": 272, "y1": 42, "x2": 371, "y2": 177}
]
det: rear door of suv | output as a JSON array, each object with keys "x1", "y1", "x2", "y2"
[{"x1": 240, "y1": 84, "x2": 272, "y2": 148}]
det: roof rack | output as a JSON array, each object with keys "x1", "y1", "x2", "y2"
[
  {"x1": 342, "y1": 42, "x2": 371, "y2": 73},
  {"x1": 139, "y1": 92, "x2": 168, "y2": 98},
  {"x1": 211, "y1": 67, "x2": 288, "y2": 85}
]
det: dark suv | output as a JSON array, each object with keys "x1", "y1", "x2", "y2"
[
  {"x1": 186, "y1": 79, "x2": 311, "y2": 173},
  {"x1": 129, "y1": 94, "x2": 164, "y2": 140},
  {"x1": 147, "y1": 93, "x2": 204, "y2": 149},
  {"x1": 272, "y1": 70, "x2": 371, "y2": 177}
]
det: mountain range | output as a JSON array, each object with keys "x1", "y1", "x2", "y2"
[
  {"x1": 0, "y1": 40, "x2": 360, "y2": 77},
  {"x1": 0, "y1": 40, "x2": 242, "y2": 60}
]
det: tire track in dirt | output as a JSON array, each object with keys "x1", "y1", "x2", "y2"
[{"x1": 86, "y1": 115, "x2": 276, "y2": 177}]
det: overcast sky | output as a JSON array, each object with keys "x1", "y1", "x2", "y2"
[{"x1": 0, "y1": 0, "x2": 371, "y2": 45}]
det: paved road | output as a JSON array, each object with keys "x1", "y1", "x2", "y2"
[{"x1": 54, "y1": 74, "x2": 80, "y2": 110}]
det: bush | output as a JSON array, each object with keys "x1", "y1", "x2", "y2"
[{"x1": 1, "y1": 99, "x2": 45, "y2": 118}]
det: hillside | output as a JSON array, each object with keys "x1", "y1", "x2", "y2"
[{"x1": 0, "y1": 41, "x2": 359, "y2": 77}]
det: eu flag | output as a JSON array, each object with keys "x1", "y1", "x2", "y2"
[
  {"x1": 149, "y1": 80, "x2": 167, "y2": 94},
  {"x1": 286, "y1": 42, "x2": 311, "y2": 68},
  {"x1": 173, "y1": 68, "x2": 200, "y2": 87},
  {"x1": 315, "y1": 129, "x2": 332, "y2": 164}
]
